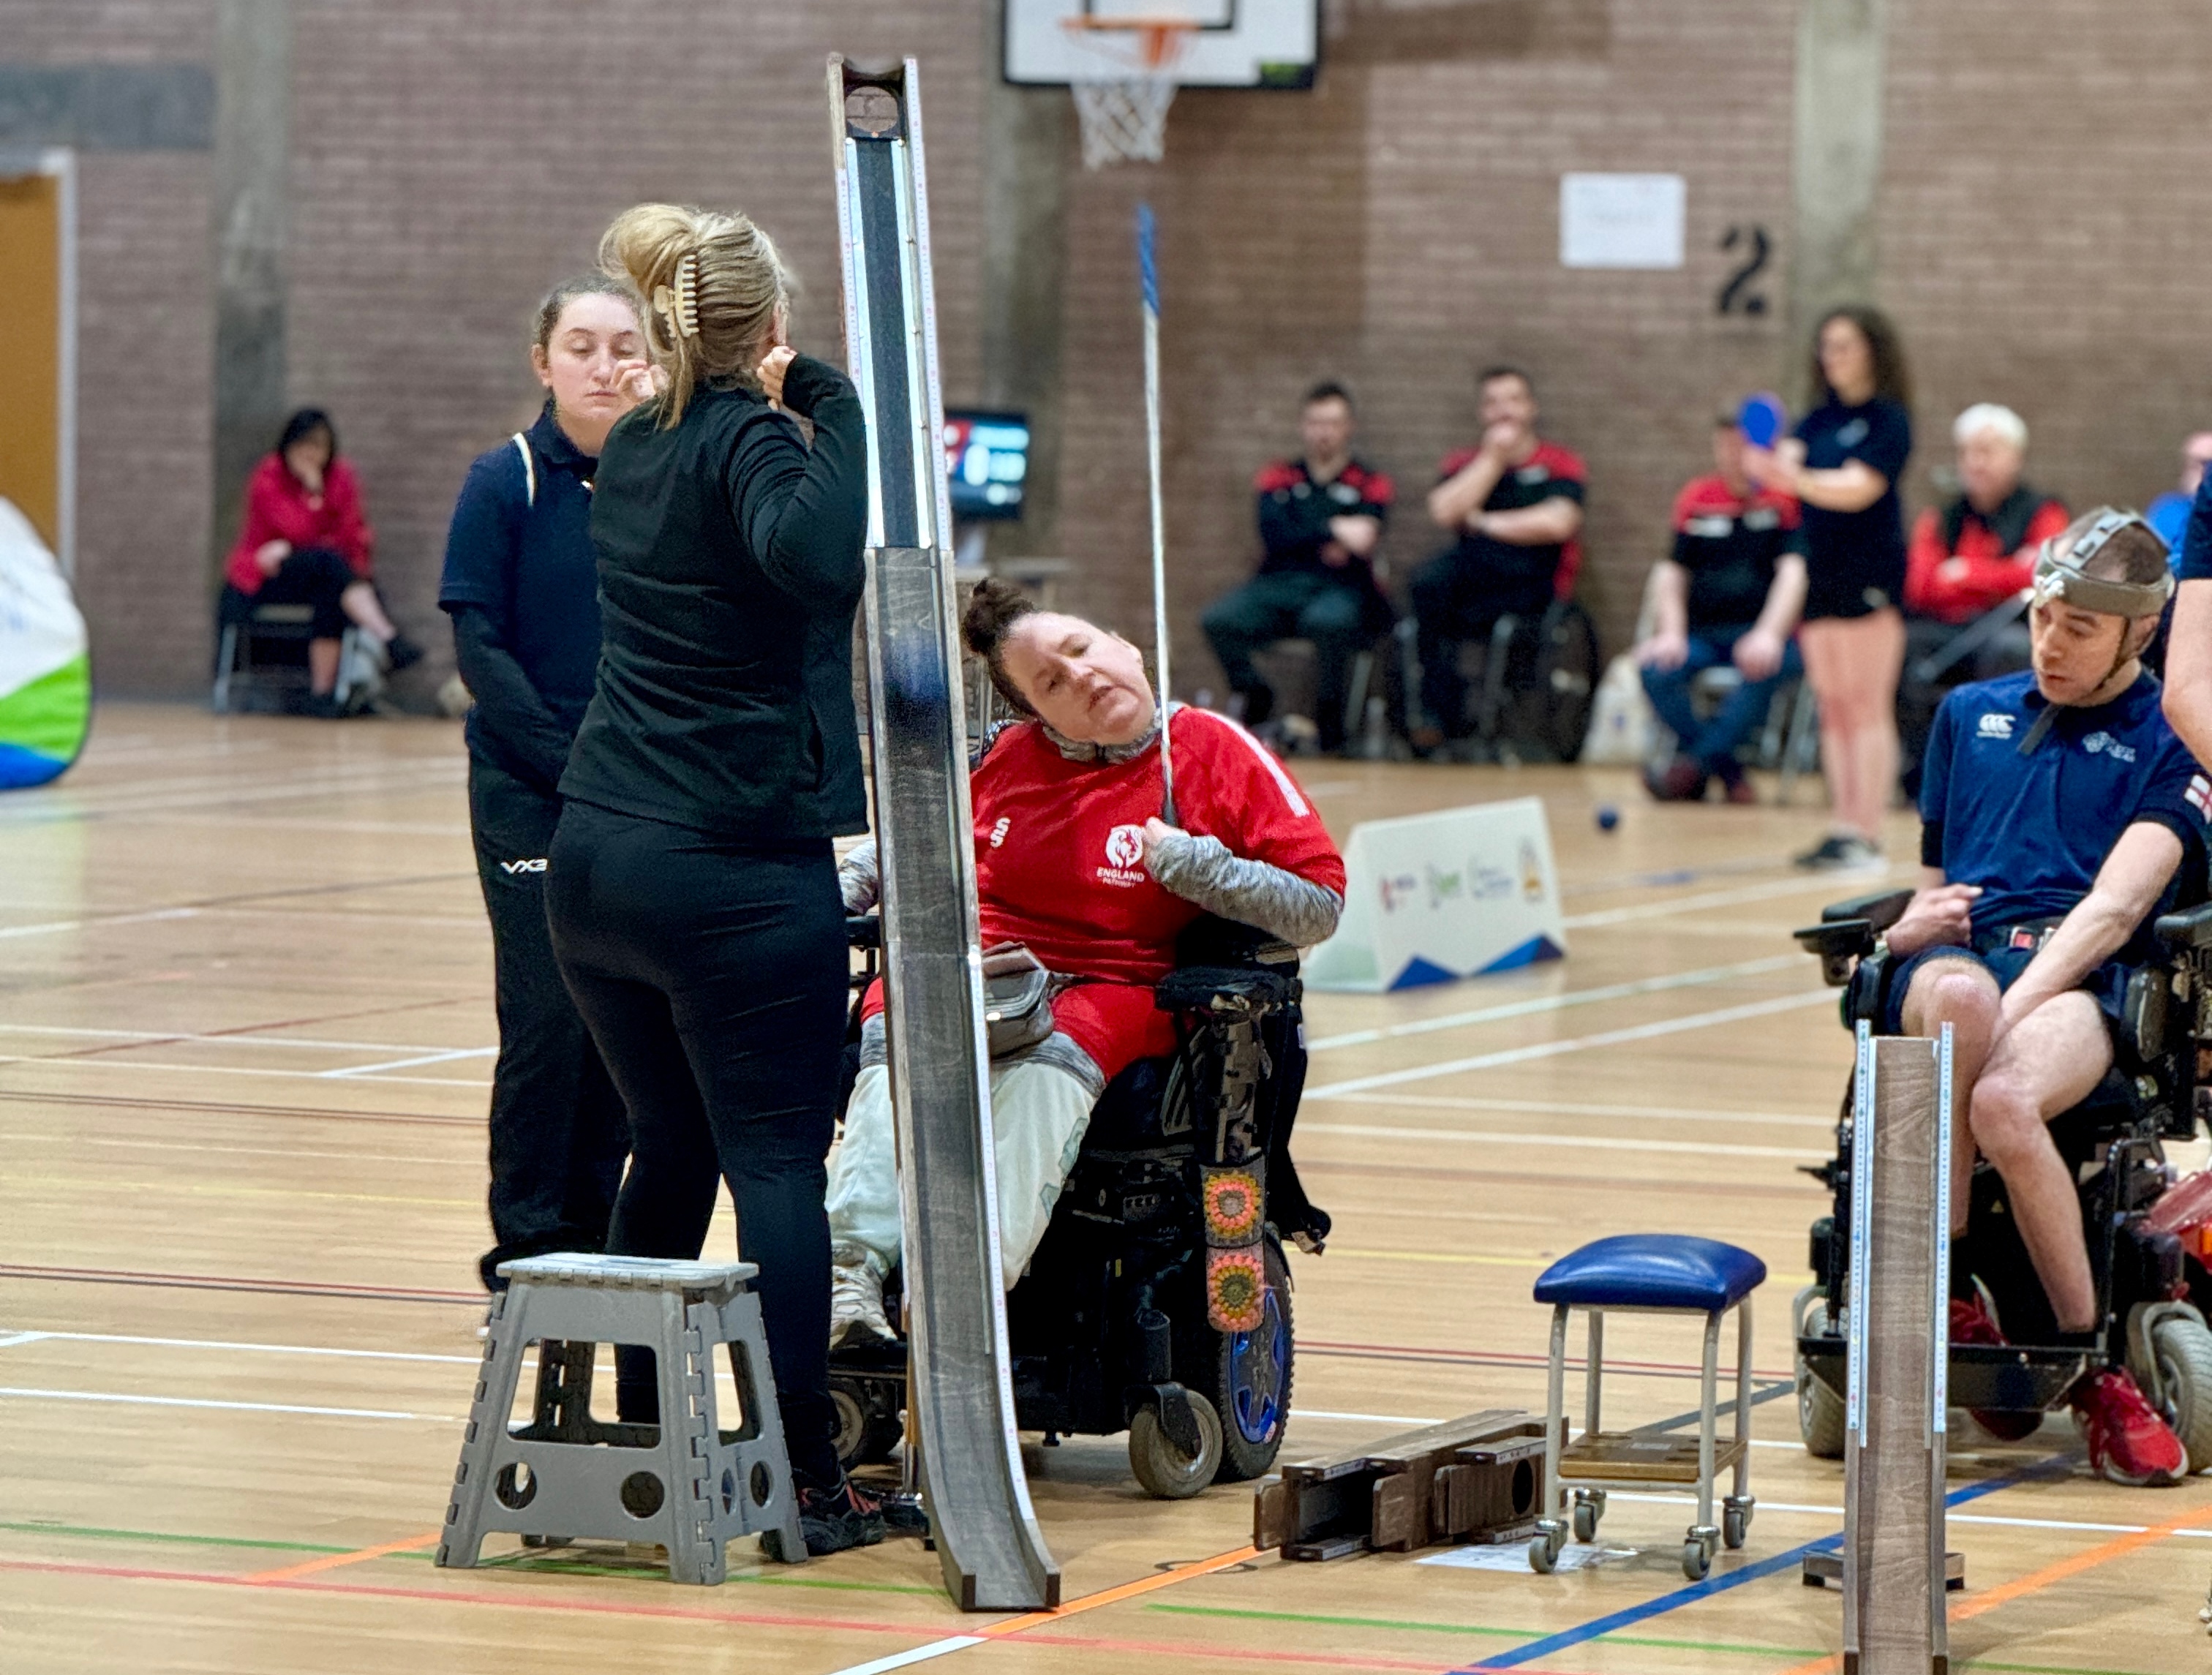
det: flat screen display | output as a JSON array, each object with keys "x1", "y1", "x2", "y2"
[{"x1": 944, "y1": 410, "x2": 1028, "y2": 520}]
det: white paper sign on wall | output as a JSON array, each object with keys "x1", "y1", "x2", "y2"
[
  {"x1": 1560, "y1": 173, "x2": 1685, "y2": 269},
  {"x1": 1304, "y1": 796, "x2": 1567, "y2": 994}
]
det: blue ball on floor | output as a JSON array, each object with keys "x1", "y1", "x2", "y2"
[{"x1": 1595, "y1": 804, "x2": 1620, "y2": 832}]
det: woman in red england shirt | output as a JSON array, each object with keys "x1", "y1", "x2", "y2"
[
  {"x1": 221, "y1": 408, "x2": 421, "y2": 715},
  {"x1": 825, "y1": 579, "x2": 1347, "y2": 1344}
]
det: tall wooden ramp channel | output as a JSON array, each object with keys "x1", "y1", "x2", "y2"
[
  {"x1": 1843, "y1": 1025, "x2": 1953, "y2": 1674},
  {"x1": 827, "y1": 56, "x2": 1061, "y2": 1612}
]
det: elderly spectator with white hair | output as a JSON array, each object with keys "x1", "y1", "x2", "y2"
[{"x1": 1896, "y1": 402, "x2": 2069, "y2": 791}]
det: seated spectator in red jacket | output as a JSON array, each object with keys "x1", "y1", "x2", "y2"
[
  {"x1": 1201, "y1": 382, "x2": 1393, "y2": 755},
  {"x1": 220, "y1": 408, "x2": 421, "y2": 715},
  {"x1": 1408, "y1": 366, "x2": 1585, "y2": 754},
  {"x1": 1896, "y1": 404, "x2": 2067, "y2": 791}
]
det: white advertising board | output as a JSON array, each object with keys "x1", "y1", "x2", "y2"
[{"x1": 1304, "y1": 797, "x2": 1567, "y2": 994}]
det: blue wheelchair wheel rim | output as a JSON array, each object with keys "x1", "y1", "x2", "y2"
[{"x1": 1227, "y1": 1281, "x2": 1289, "y2": 1445}]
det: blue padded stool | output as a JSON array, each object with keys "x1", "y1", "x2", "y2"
[{"x1": 1528, "y1": 1234, "x2": 1766, "y2": 1580}]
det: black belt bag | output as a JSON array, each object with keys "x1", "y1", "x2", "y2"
[{"x1": 1979, "y1": 917, "x2": 2065, "y2": 957}]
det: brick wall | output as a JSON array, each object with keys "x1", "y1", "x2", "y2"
[
  {"x1": 22, "y1": 0, "x2": 2212, "y2": 696},
  {"x1": 9, "y1": 1, "x2": 217, "y2": 697}
]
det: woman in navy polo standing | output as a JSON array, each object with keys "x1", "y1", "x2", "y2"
[
  {"x1": 1748, "y1": 305, "x2": 1914, "y2": 870},
  {"x1": 439, "y1": 276, "x2": 653, "y2": 1292}
]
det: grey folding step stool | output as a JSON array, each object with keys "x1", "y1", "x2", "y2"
[{"x1": 437, "y1": 1254, "x2": 805, "y2": 1581}]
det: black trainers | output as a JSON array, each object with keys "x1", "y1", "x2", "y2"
[
  {"x1": 764, "y1": 1472, "x2": 886, "y2": 1559},
  {"x1": 1794, "y1": 833, "x2": 1883, "y2": 872},
  {"x1": 383, "y1": 633, "x2": 425, "y2": 674}
]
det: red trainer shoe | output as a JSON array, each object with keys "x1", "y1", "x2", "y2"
[
  {"x1": 1948, "y1": 1295, "x2": 2041, "y2": 1440},
  {"x1": 2073, "y1": 1368, "x2": 2187, "y2": 1486},
  {"x1": 1948, "y1": 1294, "x2": 2005, "y2": 1347}
]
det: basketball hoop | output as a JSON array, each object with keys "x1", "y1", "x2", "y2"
[{"x1": 1061, "y1": 15, "x2": 1197, "y2": 168}]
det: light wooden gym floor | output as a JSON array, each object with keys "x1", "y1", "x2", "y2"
[{"x1": 4, "y1": 702, "x2": 2209, "y2": 1674}]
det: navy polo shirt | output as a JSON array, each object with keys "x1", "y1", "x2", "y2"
[
  {"x1": 439, "y1": 404, "x2": 604, "y2": 747},
  {"x1": 1795, "y1": 396, "x2": 1912, "y2": 620},
  {"x1": 2178, "y1": 471, "x2": 2212, "y2": 582},
  {"x1": 1920, "y1": 669, "x2": 2211, "y2": 963}
]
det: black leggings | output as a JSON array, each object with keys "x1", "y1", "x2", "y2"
[
  {"x1": 543, "y1": 798, "x2": 846, "y2": 1486},
  {"x1": 220, "y1": 545, "x2": 360, "y2": 639}
]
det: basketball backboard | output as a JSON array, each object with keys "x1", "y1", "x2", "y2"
[{"x1": 1004, "y1": 0, "x2": 1319, "y2": 89}]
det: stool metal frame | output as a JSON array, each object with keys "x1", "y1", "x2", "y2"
[
  {"x1": 1532, "y1": 1294, "x2": 1756, "y2": 1581},
  {"x1": 438, "y1": 1254, "x2": 804, "y2": 1582}
]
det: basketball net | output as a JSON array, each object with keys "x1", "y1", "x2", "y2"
[{"x1": 1063, "y1": 18, "x2": 1197, "y2": 169}]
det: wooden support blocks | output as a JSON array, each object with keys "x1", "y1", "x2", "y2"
[{"x1": 1254, "y1": 1409, "x2": 1546, "y2": 1561}]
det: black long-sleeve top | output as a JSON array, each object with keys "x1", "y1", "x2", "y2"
[{"x1": 559, "y1": 355, "x2": 871, "y2": 840}]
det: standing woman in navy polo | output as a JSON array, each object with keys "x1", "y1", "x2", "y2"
[
  {"x1": 439, "y1": 276, "x2": 652, "y2": 1291},
  {"x1": 543, "y1": 204, "x2": 880, "y2": 1556},
  {"x1": 1748, "y1": 306, "x2": 1914, "y2": 870}
]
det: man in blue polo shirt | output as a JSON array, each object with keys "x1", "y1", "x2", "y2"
[{"x1": 1884, "y1": 508, "x2": 2201, "y2": 1486}]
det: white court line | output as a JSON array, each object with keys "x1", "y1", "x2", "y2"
[
  {"x1": 0, "y1": 907, "x2": 202, "y2": 942},
  {"x1": 0, "y1": 1387, "x2": 457, "y2": 1423},
  {"x1": 0, "y1": 1023, "x2": 484, "y2": 1055},
  {"x1": 0, "y1": 1055, "x2": 489, "y2": 1091},
  {"x1": 0, "y1": 1330, "x2": 478, "y2": 1364},
  {"x1": 1601, "y1": 1488, "x2": 2212, "y2": 1538},
  {"x1": 3, "y1": 1134, "x2": 467, "y2": 1165},
  {"x1": 1304, "y1": 990, "x2": 1837, "y2": 1099},
  {"x1": 323, "y1": 1048, "x2": 496, "y2": 1078},
  {"x1": 1312, "y1": 1092, "x2": 1834, "y2": 1130},
  {"x1": 826, "y1": 1640, "x2": 988, "y2": 1675},
  {"x1": 1561, "y1": 870, "x2": 1903, "y2": 930},
  {"x1": 1298, "y1": 1121, "x2": 1830, "y2": 1161},
  {"x1": 1306, "y1": 956, "x2": 1799, "y2": 1050}
]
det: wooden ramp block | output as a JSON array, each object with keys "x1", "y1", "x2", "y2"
[
  {"x1": 1558, "y1": 1432, "x2": 1748, "y2": 1485},
  {"x1": 1254, "y1": 1410, "x2": 1546, "y2": 1560}
]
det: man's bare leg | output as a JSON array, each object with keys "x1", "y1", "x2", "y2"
[
  {"x1": 1898, "y1": 956, "x2": 2002, "y2": 1235},
  {"x1": 1966, "y1": 991, "x2": 2113, "y2": 1331}
]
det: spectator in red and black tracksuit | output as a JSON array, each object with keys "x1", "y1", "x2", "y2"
[
  {"x1": 1201, "y1": 382, "x2": 1393, "y2": 754},
  {"x1": 1409, "y1": 366, "x2": 1586, "y2": 751},
  {"x1": 1896, "y1": 403, "x2": 2069, "y2": 794},
  {"x1": 1636, "y1": 410, "x2": 1808, "y2": 803}
]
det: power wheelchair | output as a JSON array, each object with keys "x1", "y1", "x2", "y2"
[
  {"x1": 1395, "y1": 597, "x2": 1600, "y2": 765},
  {"x1": 1791, "y1": 888, "x2": 2212, "y2": 1466},
  {"x1": 827, "y1": 914, "x2": 1325, "y2": 1499}
]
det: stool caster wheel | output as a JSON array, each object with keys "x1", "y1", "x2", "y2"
[
  {"x1": 1571, "y1": 1489, "x2": 1605, "y2": 1543},
  {"x1": 1529, "y1": 1519, "x2": 1567, "y2": 1573},
  {"x1": 1723, "y1": 1495, "x2": 1753, "y2": 1550},
  {"x1": 1683, "y1": 1524, "x2": 1718, "y2": 1581}
]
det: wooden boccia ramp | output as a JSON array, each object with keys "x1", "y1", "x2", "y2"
[{"x1": 15, "y1": 712, "x2": 2212, "y2": 1672}]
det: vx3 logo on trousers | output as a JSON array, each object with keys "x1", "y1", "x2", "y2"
[{"x1": 500, "y1": 858, "x2": 548, "y2": 875}]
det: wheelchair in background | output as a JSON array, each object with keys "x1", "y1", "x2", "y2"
[
  {"x1": 1791, "y1": 888, "x2": 2212, "y2": 1465},
  {"x1": 827, "y1": 915, "x2": 1323, "y2": 1499}
]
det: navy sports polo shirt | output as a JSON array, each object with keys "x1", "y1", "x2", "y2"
[
  {"x1": 440, "y1": 404, "x2": 604, "y2": 742},
  {"x1": 1920, "y1": 669, "x2": 2211, "y2": 963},
  {"x1": 2178, "y1": 471, "x2": 2212, "y2": 582}
]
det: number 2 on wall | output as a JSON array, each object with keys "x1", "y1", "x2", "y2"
[{"x1": 1716, "y1": 225, "x2": 1770, "y2": 317}]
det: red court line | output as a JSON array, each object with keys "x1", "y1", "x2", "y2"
[
  {"x1": 0, "y1": 1089, "x2": 478, "y2": 1129},
  {"x1": 0, "y1": 1557, "x2": 1491, "y2": 1669},
  {"x1": 0, "y1": 1263, "x2": 481, "y2": 1306}
]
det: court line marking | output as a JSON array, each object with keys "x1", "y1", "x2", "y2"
[
  {"x1": 0, "y1": 1330, "x2": 479, "y2": 1364},
  {"x1": 1303, "y1": 990, "x2": 1837, "y2": 1099},
  {"x1": 1307, "y1": 1091, "x2": 1835, "y2": 1129},
  {"x1": 323, "y1": 1047, "x2": 496, "y2": 1077},
  {"x1": 1301, "y1": 1121, "x2": 1829, "y2": 1161},
  {"x1": 0, "y1": 906, "x2": 202, "y2": 941},
  {"x1": 1560, "y1": 871, "x2": 1904, "y2": 930},
  {"x1": 1304, "y1": 956, "x2": 1800, "y2": 1050},
  {"x1": 0, "y1": 1386, "x2": 459, "y2": 1422},
  {"x1": 0, "y1": 1023, "x2": 486, "y2": 1055},
  {"x1": 243, "y1": 1529, "x2": 443, "y2": 1584},
  {"x1": 1457, "y1": 1456, "x2": 2069, "y2": 1671},
  {"x1": 6, "y1": 1172, "x2": 477, "y2": 1210},
  {"x1": 0, "y1": 1054, "x2": 491, "y2": 1089},
  {"x1": 0, "y1": 1261, "x2": 485, "y2": 1305},
  {"x1": 1773, "y1": 1495, "x2": 2212, "y2": 1675}
]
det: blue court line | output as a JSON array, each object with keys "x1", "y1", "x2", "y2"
[{"x1": 1456, "y1": 1454, "x2": 2073, "y2": 1671}]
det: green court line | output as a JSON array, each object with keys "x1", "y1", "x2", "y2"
[
  {"x1": 1144, "y1": 1603, "x2": 1825, "y2": 1659},
  {"x1": 0, "y1": 1520, "x2": 346, "y2": 1556},
  {"x1": 1960, "y1": 1663, "x2": 2143, "y2": 1675}
]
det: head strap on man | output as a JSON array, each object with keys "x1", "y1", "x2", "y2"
[
  {"x1": 2030, "y1": 509, "x2": 2173, "y2": 620},
  {"x1": 2017, "y1": 508, "x2": 2173, "y2": 753}
]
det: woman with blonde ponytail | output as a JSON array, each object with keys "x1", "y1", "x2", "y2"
[{"x1": 543, "y1": 203, "x2": 883, "y2": 1557}]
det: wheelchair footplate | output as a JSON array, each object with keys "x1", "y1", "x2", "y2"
[{"x1": 1798, "y1": 1332, "x2": 2091, "y2": 1415}]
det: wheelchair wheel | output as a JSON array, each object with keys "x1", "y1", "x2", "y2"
[
  {"x1": 830, "y1": 1374, "x2": 903, "y2": 1469},
  {"x1": 1535, "y1": 601, "x2": 1599, "y2": 763},
  {"x1": 1795, "y1": 1290, "x2": 1844, "y2": 1459},
  {"x1": 2151, "y1": 1314, "x2": 2212, "y2": 1474},
  {"x1": 1129, "y1": 1391, "x2": 1224, "y2": 1499},
  {"x1": 1200, "y1": 1235, "x2": 1295, "y2": 1484}
]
